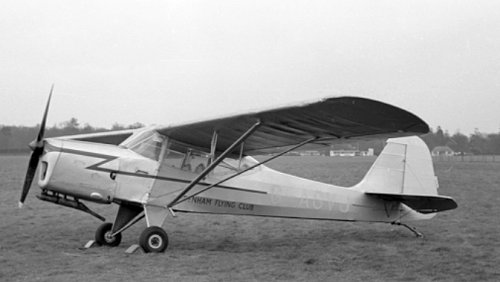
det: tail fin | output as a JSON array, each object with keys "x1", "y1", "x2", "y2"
[{"x1": 357, "y1": 136, "x2": 457, "y2": 213}]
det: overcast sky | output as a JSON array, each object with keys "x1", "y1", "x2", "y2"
[{"x1": 1, "y1": 0, "x2": 499, "y2": 134}]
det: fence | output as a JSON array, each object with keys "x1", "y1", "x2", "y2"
[{"x1": 433, "y1": 155, "x2": 500, "y2": 162}]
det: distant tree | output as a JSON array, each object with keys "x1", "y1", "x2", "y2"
[
  {"x1": 469, "y1": 129, "x2": 488, "y2": 155},
  {"x1": 448, "y1": 132, "x2": 469, "y2": 154},
  {"x1": 0, "y1": 126, "x2": 12, "y2": 150},
  {"x1": 48, "y1": 117, "x2": 82, "y2": 136},
  {"x1": 111, "y1": 123, "x2": 126, "y2": 130},
  {"x1": 82, "y1": 123, "x2": 95, "y2": 132},
  {"x1": 60, "y1": 117, "x2": 80, "y2": 129},
  {"x1": 421, "y1": 127, "x2": 437, "y2": 150},
  {"x1": 435, "y1": 126, "x2": 448, "y2": 146},
  {"x1": 128, "y1": 122, "x2": 145, "y2": 129},
  {"x1": 486, "y1": 133, "x2": 500, "y2": 155},
  {"x1": 421, "y1": 126, "x2": 452, "y2": 151}
]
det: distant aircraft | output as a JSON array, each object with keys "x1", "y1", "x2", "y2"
[{"x1": 19, "y1": 86, "x2": 457, "y2": 253}]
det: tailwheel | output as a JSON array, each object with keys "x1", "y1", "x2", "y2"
[
  {"x1": 95, "y1": 222, "x2": 122, "y2": 247},
  {"x1": 139, "y1": 226, "x2": 169, "y2": 253}
]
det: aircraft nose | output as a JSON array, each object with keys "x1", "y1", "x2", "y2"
[{"x1": 37, "y1": 140, "x2": 63, "y2": 189}]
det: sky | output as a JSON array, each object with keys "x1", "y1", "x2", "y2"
[{"x1": 1, "y1": 0, "x2": 499, "y2": 134}]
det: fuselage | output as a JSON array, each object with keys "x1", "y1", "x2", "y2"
[{"x1": 38, "y1": 130, "x2": 430, "y2": 224}]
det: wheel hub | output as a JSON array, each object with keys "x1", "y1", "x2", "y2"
[
  {"x1": 105, "y1": 231, "x2": 115, "y2": 243},
  {"x1": 148, "y1": 234, "x2": 162, "y2": 248}
]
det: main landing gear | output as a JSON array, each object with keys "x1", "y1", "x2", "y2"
[
  {"x1": 89, "y1": 203, "x2": 171, "y2": 253},
  {"x1": 95, "y1": 222, "x2": 122, "y2": 246},
  {"x1": 93, "y1": 223, "x2": 169, "y2": 253},
  {"x1": 139, "y1": 226, "x2": 169, "y2": 253}
]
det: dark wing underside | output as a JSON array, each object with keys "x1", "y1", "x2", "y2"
[
  {"x1": 57, "y1": 129, "x2": 136, "y2": 145},
  {"x1": 157, "y1": 97, "x2": 429, "y2": 155}
]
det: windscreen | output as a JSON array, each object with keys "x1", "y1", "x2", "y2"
[{"x1": 126, "y1": 131, "x2": 165, "y2": 161}]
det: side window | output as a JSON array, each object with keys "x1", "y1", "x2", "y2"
[
  {"x1": 163, "y1": 150, "x2": 186, "y2": 169},
  {"x1": 184, "y1": 150, "x2": 210, "y2": 173},
  {"x1": 159, "y1": 140, "x2": 211, "y2": 174},
  {"x1": 162, "y1": 148, "x2": 210, "y2": 173}
]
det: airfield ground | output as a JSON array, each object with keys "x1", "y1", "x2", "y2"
[{"x1": 0, "y1": 155, "x2": 499, "y2": 281}]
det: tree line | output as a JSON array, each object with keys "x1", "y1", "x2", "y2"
[
  {"x1": 1, "y1": 119, "x2": 500, "y2": 155},
  {"x1": 331, "y1": 127, "x2": 500, "y2": 156},
  {"x1": 0, "y1": 118, "x2": 144, "y2": 154},
  {"x1": 421, "y1": 126, "x2": 500, "y2": 155}
]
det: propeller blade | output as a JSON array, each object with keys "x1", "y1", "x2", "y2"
[
  {"x1": 19, "y1": 85, "x2": 53, "y2": 207},
  {"x1": 37, "y1": 84, "x2": 54, "y2": 144},
  {"x1": 19, "y1": 147, "x2": 44, "y2": 207}
]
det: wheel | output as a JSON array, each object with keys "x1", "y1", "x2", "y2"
[
  {"x1": 139, "y1": 226, "x2": 169, "y2": 253},
  {"x1": 95, "y1": 222, "x2": 122, "y2": 247}
]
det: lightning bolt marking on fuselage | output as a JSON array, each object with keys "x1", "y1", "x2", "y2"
[{"x1": 50, "y1": 146, "x2": 266, "y2": 195}]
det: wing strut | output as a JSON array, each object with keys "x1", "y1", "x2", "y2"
[
  {"x1": 167, "y1": 121, "x2": 261, "y2": 208},
  {"x1": 169, "y1": 137, "x2": 318, "y2": 208},
  {"x1": 209, "y1": 130, "x2": 218, "y2": 164}
]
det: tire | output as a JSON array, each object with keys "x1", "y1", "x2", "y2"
[
  {"x1": 139, "y1": 226, "x2": 169, "y2": 253},
  {"x1": 95, "y1": 222, "x2": 122, "y2": 247}
]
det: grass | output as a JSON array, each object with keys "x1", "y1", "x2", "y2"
[{"x1": 0, "y1": 155, "x2": 499, "y2": 281}]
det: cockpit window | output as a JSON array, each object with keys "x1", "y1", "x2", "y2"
[
  {"x1": 163, "y1": 149, "x2": 186, "y2": 169},
  {"x1": 129, "y1": 133, "x2": 165, "y2": 161}
]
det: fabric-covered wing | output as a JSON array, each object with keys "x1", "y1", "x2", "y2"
[
  {"x1": 56, "y1": 129, "x2": 136, "y2": 145},
  {"x1": 157, "y1": 97, "x2": 429, "y2": 155}
]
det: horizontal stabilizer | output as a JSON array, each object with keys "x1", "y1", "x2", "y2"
[{"x1": 366, "y1": 192, "x2": 457, "y2": 213}]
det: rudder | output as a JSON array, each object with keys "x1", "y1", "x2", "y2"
[
  {"x1": 356, "y1": 136, "x2": 438, "y2": 195},
  {"x1": 356, "y1": 136, "x2": 457, "y2": 213}
]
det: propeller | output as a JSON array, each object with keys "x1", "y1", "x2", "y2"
[{"x1": 19, "y1": 85, "x2": 54, "y2": 208}]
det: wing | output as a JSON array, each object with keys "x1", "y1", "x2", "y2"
[
  {"x1": 55, "y1": 129, "x2": 137, "y2": 145},
  {"x1": 157, "y1": 97, "x2": 429, "y2": 155}
]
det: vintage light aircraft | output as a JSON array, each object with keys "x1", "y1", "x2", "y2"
[{"x1": 20, "y1": 87, "x2": 457, "y2": 253}]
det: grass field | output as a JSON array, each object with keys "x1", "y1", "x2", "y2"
[{"x1": 1, "y1": 155, "x2": 499, "y2": 281}]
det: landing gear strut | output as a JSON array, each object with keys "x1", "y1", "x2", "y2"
[
  {"x1": 90, "y1": 204, "x2": 170, "y2": 253},
  {"x1": 95, "y1": 222, "x2": 122, "y2": 246},
  {"x1": 139, "y1": 226, "x2": 169, "y2": 253}
]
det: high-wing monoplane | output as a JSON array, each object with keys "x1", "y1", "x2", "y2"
[{"x1": 19, "y1": 88, "x2": 457, "y2": 253}]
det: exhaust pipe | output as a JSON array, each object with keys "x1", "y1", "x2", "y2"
[{"x1": 37, "y1": 192, "x2": 105, "y2": 222}]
